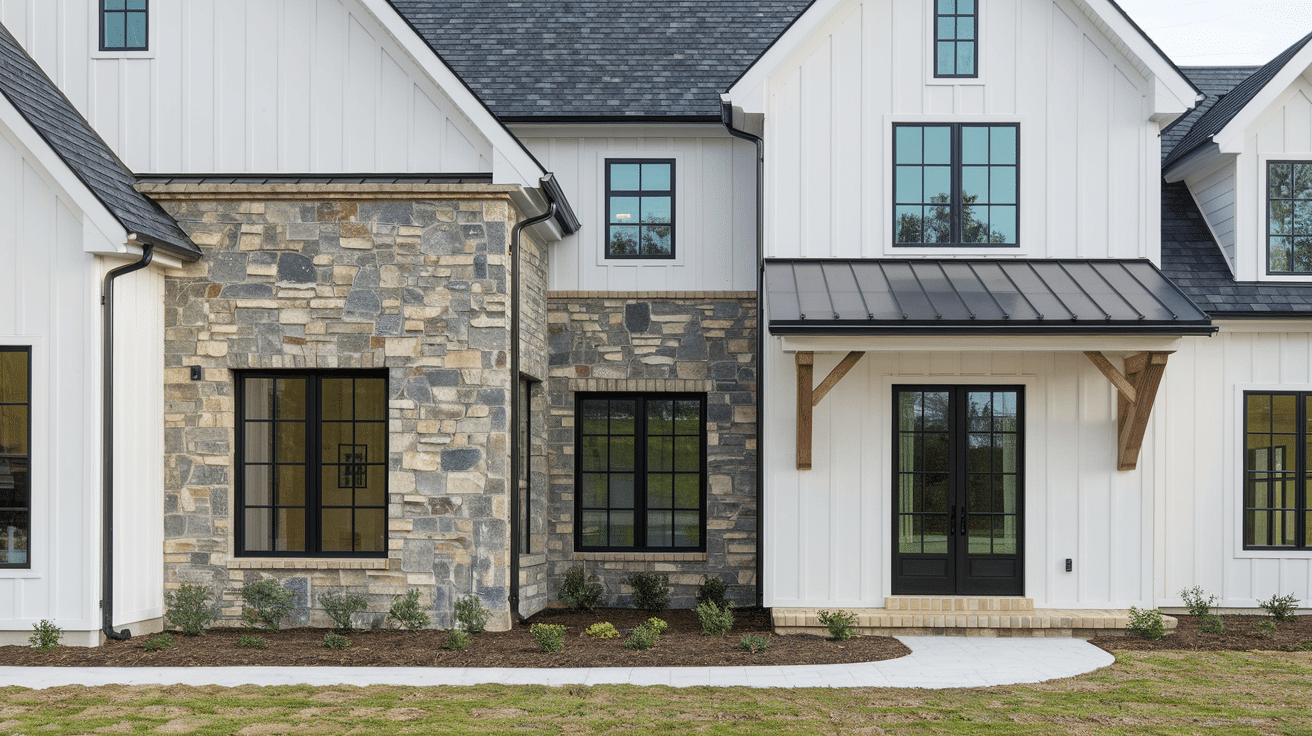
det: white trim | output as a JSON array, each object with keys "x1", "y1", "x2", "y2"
[
  {"x1": 777, "y1": 334, "x2": 1191, "y2": 353},
  {"x1": 0, "y1": 337, "x2": 47, "y2": 580},
  {"x1": 923, "y1": 0, "x2": 987, "y2": 88},
  {"x1": 1253, "y1": 153, "x2": 1312, "y2": 283},
  {"x1": 1214, "y1": 46, "x2": 1312, "y2": 155},
  {"x1": 1231, "y1": 381, "x2": 1312, "y2": 559},
  {"x1": 87, "y1": 0, "x2": 157, "y2": 60},
  {"x1": 592, "y1": 150, "x2": 686, "y2": 269}
]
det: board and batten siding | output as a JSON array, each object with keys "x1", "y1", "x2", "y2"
[
  {"x1": 0, "y1": 0, "x2": 494, "y2": 175},
  {"x1": 749, "y1": 0, "x2": 1160, "y2": 261},
  {"x1": 515, "y1": 127, "x2": 758, "y2": 292}
]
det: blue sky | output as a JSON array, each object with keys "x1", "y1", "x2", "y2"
[{"x1": 1116, "y1": 0, "x2": 1312, "y2": 66}]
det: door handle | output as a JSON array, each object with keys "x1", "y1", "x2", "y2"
[
  {"x1": 960, "y1": 510, "x2": 968, "y2": 537},
  {"x1": 949, "y1": 507, "x2": 956, "y2": 536}
]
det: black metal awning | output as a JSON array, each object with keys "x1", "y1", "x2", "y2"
[{"x1": 765, "y1": 258, "x2": 1215, "y2": 336}]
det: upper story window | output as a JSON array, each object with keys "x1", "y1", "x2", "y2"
[
  {"x1": 893, "y1": 123, "x2": 1018, "y2": 247},
  {"x1": 0, "y1": 348, "x2": 30, "y2": 569},
  {"x1": 100, "y1": 0, "x2": 148, "y2": 52},
  {"x1": 935, "y1": 0, "x2": 977, "y2": 78},
  {"x1": 606, "y1": 159, "x2": 674, "y2": 259},
  {"x1": 1267, "y1": 161, "x2": 1312, "y2": 274},
  {"x1": 1243, "y1": 392, "x2": 1312, "y2": 549}
]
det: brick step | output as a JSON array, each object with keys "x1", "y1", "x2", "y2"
[
  {"x1": 772, "y1": 607, "x2": 1178, "y2": 638},
  {"x1": 884, "y1": 595, "x2": 1035, "y2": 612}
]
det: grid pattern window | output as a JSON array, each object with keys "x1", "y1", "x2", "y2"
[
  {"x1": 1267, "y1": 161, "x2": 1312, "y2": 273},
  {"x1": 238, "y1": 372, "x2": 387, "y2": 557},
  {"x1": 0, "y1": 348, "x2": 29, "y2": 569},
  {"x1": 576, "y1": 394, "x2": 705, "y2": 551},
  {"x1": 894, "y1": 123, "x2": 1018, "y2": 247},
  {"x1": 605, "y1": 160, "x2": 675, "y2": 258},
  {"x1": 1243, "y1": 392, "x2": 1312, "y2": 549},
  {"x1": 100, "y1": 0, "x2": 148, "y2": 51},
  {"x1": 935, "y1": 0, "x2": 977, "y2": 77}
]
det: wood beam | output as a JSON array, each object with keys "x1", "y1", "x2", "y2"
[
  {"x1": 812, "y1": 351, "x2": 866, "y2": 406},
  {"x1": 1084, "y1": 351, "x2": 1137, "y2": 404},
  {"x1": 1116, "y1": 351, "x2": 1172, "y2": 471},
  {"x1": 796, "y1": 352, "x2": 814, "y2": 471}
]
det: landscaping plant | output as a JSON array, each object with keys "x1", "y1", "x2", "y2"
[
  {"x1": 696, "y1": 600, "x2": 734, "y2": 636},
  {"x1": 1180, "y1": 585, "x2": 1216, "y2": 619},
  {"x1": 322, "y1": 633, "x2": 351, "y2": 650},
  {"x1": 817, "y1": 609, "x2": 858, "y2": 641},
  {"x1": 240, "y1": 579, "x2": 296, "y2": 631},
  {"x1": 1199, "y1": 614, "x2": 1225, "y2": 634},
  {"x1": 1259, "y1": 592, "x2": 1300, "y2": 622},
  {"x1": 1127, "y1": 606, "x2": 1166, "y2": 640},
  {"x1": 1251, "y1": 619, "x2": 1278, "y2": 639},
  {"x1": 559, "y1": 566, "x2": 604, "y2": 612},
  {"x1": 142, "y1": 634, "x2": 175, "y2": 652},
  {"x1": 453, "y1": 594, "x2": 490, "y2": 633},
  {"x1": 624, "y1": 571, "x2": 670, "y2": 613},
  {"x1": 738, "y1": 634, "x2": 770, "y2": 653},
  {"x1": 622, "y1": 617, "x2": 668, "y2": 651},
  {"x1": 583, "y1": 622, "x2": 619, "y2": 639},
  {"x1": 387, "y1": 589, "x2": 430, "y2": 631},
  {"x1": 236, "y1": 635, "x2": 268, "y2": 649},
  {"x1": 318, "y1": 590, "x2": 367, "y2": 633},
  {"x1": 28, "y1": 620, "x2": 61, "y2": 651},
  {"x1": 530, "y1": 623, "x2": 567, "y2": 653},
  {"x1": 164, "y1": 583, "x2": 217, "y2": 636},
  {"x1": 695, "y1": 576, "x2": 728, "y2": 609},
  {"x1": 443, "y1": 630, "x2": 470, "y2": 651}
]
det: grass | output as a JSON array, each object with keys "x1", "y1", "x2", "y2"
[{"x1": 2, "y1": 651, "x2": 1312, "y2": 733}]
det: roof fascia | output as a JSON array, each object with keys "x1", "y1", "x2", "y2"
[
  {"x1": 723, "y1": 0, "x2": 837, "y2": 111},
  {"x1": 1162, "y1": 141, "x2": 1228, "y2": 183},
  {"x1": 361, "y1": 0, "x2": 546, "y2": 186},
  {"x1": 1213, "y1": 48, "x2": 1312, "y2": 154}
]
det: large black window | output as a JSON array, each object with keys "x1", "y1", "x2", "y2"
[
  {"x1": 605, "y1": 159, "x2": 674, "y2": 258},
  {"x1": 1266, "y1": 161, "x2": 1312, "y2": 273},
  {"x1": 0, "y1": 348, "x2": 30, "y2": 569},
  {"x1": 1244, "y1": 392, "x2": 1312, "y2": 549},
  {"x1": 237, "y1": 372, "x2": 388, "y2": 557},
  {"x1": 576, "y1": 394, "x2": 705, "y2": 551},
  {"x1": 934, "y1": 0, "x2": 977, "y2": 77},
  {"x1": 894, "y1": 123, "x2": 1018, "y2": 246},
  {"x1": 100, "y1": 0, "x2": 148, "y2": 52}
]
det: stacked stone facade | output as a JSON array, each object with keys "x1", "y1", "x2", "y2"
[
  {"x1": 146, "y1": 182, "x2": 544, "y2": 631},
  {"x1": 545, "y1": 292, "x2": 758, "y2": 608}
]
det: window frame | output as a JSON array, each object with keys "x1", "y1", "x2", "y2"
[
  {"x1": 891, "y1": 122, "x2": 1020, "y2": 248},
  {"x1": 1264, "y1": 160, "x2": 1312, "y2": 275},
  {"x1": 234, "y1": 370, "x2": 389, "y2": 558},
  {"x1": 0, "y1": 347, "x2": 31, "y2": 570},
  {"x1": 573, "y1": 392, "x2": 707, "y2": 553},
  {"x1": 1242, "y1": 390, "x2": 1312, "y2": 551},
  {"x1": 604, "y1": 158, "x2": 676, "y2": 260},
  {"x1": 99, "y1": 0, "x2": 149, "y2": 53},
  {"x1": 933, "y1": 0, "x2": 979, "y2": 79}
]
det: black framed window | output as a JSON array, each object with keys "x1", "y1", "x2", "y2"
[
  {"x1": 1243, "y1": 392, "x2": 1312, "y2": 549},
  {"x1": 935, "y1": 0, "x2": 978, "y2": 77},
  {"x1": 1266, "y1": 161, "x2": 1312, "y2": 273},
  {"x1": 100, "y1": 0, "x2": 148, "y2": 52},
  {"x1": 894, "y1": 123, "x2": 1017, "y2": 246},
  {"x1": 576, "y1": 393, "x2": 705, "y2": 551},
  {"x1": 237, "y1": 371, "x2": 388, "y2": 557},
  {"x1": 0, "y1": 348, "x2": 30, "y2": 569},
  {"x1": 605, "y1": 159, "x2": 675, "y2": 258}
]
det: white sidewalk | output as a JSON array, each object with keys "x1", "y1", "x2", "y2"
[{"x1": 0, "y1": 636, "x2": 1113, "y2": 690}]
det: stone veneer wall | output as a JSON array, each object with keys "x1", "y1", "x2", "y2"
[
  {"x1": 545, "y1": 292, "x2": 758, "y2": 609},
  {"x1": 145, "y1": 182, "x2": 537, "y2": 631},
  {"x1": 516, "y1": 220, "x2": 551, "y2": 617}
]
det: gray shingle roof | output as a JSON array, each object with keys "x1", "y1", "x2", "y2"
[
  {"x1": 1160, "y1": 180, "x2": 1312, "y2": 316},
  {"x1": 385, "y1": 0, "x2": 813, "y2": 120},
  {"x1": 1163, "y1": 31, "x2": 1312, "y2": 172},
  {"x1": 1161, "y1": 66, "x2": 1257, "y2": 163},
  {"x1": 0, "y1": 23, "x2": 198, "y2": 260}
]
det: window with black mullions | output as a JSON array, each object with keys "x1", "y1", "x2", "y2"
[
  {"x1": 894, "y1": 123, "x2": 1018, "y2": 247},
  {"x1": 576, "y1": 394, "x2": 705, "y2": 551},
  {"x1": 1266, "y1": 161, "x2": 1312, "y2": 273},
  {"x1": 100, "y1": 0, "x2": 148, "y2": 51},
  {"x1": 1243, "y1": 392, "x2": 1312, "y2": 549},
  {"x1": 0, "y1": 348, "x2": 30, "y2": 569},
  {"x1": 605, "y1": 159, "x2": 675, "y2": 258},
  {"x1": 237, "y1": 372, "x2": 387, "y2": 557},
  {"x1": 935, "y1": 0, "x2": 978, "y2": 77}
]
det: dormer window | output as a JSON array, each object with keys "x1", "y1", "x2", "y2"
[
  {"x1": 100, "y1": 0, "x2": 148, "y2": 52},
  {"x1": 935, "y1": 0, "x2": 977, "y2": 78},
  {"x1": 1267, "y1": 161, "x2": 1312, "y2": 274}
]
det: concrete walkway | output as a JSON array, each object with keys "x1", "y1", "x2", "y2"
[{"x1": 0, "y1": 636, "x2": 1113, "y2": 690}]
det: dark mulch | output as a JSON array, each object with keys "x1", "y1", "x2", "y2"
[
  {"x1": 0, "y1": 608, "x2": 910, "y2": 668},
  {"x1": 1092, "y1": 614, "x2": 1312, "y2": 652}
]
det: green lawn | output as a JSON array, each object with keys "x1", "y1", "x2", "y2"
[{"x1": 2, "y1": 651, "x2": 1311, "y2": 734}]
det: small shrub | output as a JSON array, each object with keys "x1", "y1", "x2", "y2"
[
  {"x1": 695, "y1": 576, "x2": 728, "y2": 609},
  {"x1": 1126, "y1": 606, "x2": 1166, "y2": 640},
  {"x1": 387, "y1": 589, "x2": 430, "y2": 631},
  {"x1": 240, "y1": 579, "x2": 295, "y2": 631},
  {"x1": 583, "y1": 622, "x2": 619, "y2": 639},
  {"x1": 322, "y1": 633, "x2": 351, "y2": 650},
  {"x1": 453, "y1": 595, "x2": 490, "y2": 633},
  {"x1": 559, "y1": 566, "x2": 604, "y2": 612},
  {"x1": 444, "y1": 630, "x2": 470, "y2": 651},
  {"x1": 622, "y1": 617, "x2": 669, "y2": 651},
  {"x1": 1259, "y1": 592, "x2": 1300, "y2": 623},
  {"x1": 318, "y1": 590, "x2": 368, "y2": 633},
  {"x1": 164, "y1": 583, "x2": 217, "y2": 636},
  {"x1": 1285, "y1": 639, "x2": 1312, "y2": 651},
  {"x1": 28, "y1": 620, "x2": 62, "y2": 651},
  {"x1": 1199, "y1": 614, "x2": 1225, "y2": 635},
  {"x1": 738, "y1": 634, "x2": 770, "y2": 654},
  {"x1": 1251, "y1": 619, "x2": 1278, "y2": 639},
  {"x1": 531, "y1": 623, "x2": 567, "y2": 653},
  {"x1": 236, "y1": 634, "x2": 268, "y2": 649},
  {"x1": 1180, "y1": 586, "x2": 1216, "y2": 619},
  {"x1": 142, "y1": 634, "x2": 175, "y2": 652},
  {"x1": 624, "y1": 572, "x2": 670, "y2": 614},
  {"x1": 817, "y1": 610, "x2": 858, "y2": 641},
  {"x1": 696, "y1": 600, "x2": 735, "y2": 636}
]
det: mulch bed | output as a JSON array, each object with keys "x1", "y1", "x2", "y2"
[
  {"x1": 1092, "y1": 614, "x2": 1312, "y2": 652},
  {"x1": 0, "y1": 608, "x2": 910, "y2": 668}
]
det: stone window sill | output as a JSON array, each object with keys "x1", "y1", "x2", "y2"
[
  {"x1": 227, "y1": 558, "x2": 393, "y2": 570},
  {"x1": 574, "y1": 552, "x2": 707, "y2": 562},
  {"x1": 519, "y1": 554, "x2": 548, "y2": 567}
]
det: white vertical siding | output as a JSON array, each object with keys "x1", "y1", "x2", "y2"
[{"x1": 1185, "y1": 165, "x2": 1238, "y2": 272}]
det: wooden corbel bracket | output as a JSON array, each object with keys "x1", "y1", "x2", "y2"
[
  {"x1": 796, "y1": 351, "x2": 865, "y2": 470},
  {"x1": 1084, "y1": 350, "x2": 1173, "y2": 471}
]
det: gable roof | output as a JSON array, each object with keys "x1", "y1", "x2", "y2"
[
  {"x1": 1163, "y1": 31, "x2": 1312, "y2": 172},
  {"x1": 385, "y1": 0, "x2": 812, "y2": 120},
  {"x1": 0, "y1": 23, "x2": 198, "y2": 260},
  {"x1": 1160, "y1": 66, "x2": 1259, "y2": 163}
]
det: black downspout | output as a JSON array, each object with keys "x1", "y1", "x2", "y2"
[
  {"x1": 721, "y1": 102, "x2": 766, "y2": 609},
  {"x1": 101, "y1": 242, "x2": 154, "y2": 641},
  {"x1": 509, "y1": 198, "x2": 557, "y2": 625}
]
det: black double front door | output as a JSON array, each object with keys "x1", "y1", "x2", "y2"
[{"x1": 891, "y1": 386, "x2": 1024, "y2": 595}]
